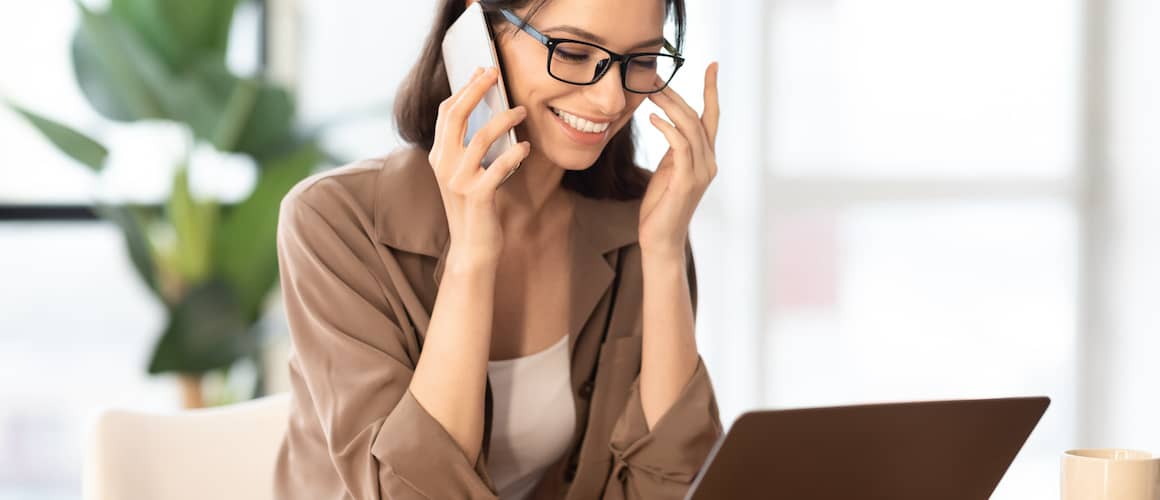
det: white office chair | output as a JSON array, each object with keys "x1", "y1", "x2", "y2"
[{"x1": 83, "y1": 392, "x2": 292, "y2": 500}]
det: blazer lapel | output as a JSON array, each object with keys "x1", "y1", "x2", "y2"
[{"x1": 566, "y1": 191, "x2": 641, "y2": 353}]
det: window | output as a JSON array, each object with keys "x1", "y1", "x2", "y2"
[{"x1": 689, "y1": 0, "x2": 1087, "y2": 498}]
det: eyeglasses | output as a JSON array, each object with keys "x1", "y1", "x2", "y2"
[{"x1": 496, "y1": 8, "x2": 685, "y2": 94}]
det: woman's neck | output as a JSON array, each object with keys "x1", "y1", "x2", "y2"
[{"x1": 494, "y1": 151, "x2": 571, "y2": 240}]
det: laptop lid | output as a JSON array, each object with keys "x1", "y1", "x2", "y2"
[{"x1": 685, "y1": 396, "x2": 1050, "y2": 500}]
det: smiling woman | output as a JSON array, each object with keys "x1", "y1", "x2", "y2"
[
  {"x1": 395, "y1": 0, "x2": 687, "y2": 200},
  {"x1": 271, "y1": 0, "x2": 724, "y2": 499}
]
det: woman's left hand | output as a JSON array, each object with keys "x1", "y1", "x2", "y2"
[{"x1": 638, "y1": 62, "x2": 720, "y2": 259}]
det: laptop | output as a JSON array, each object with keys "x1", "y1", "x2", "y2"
[{"x1": 685, "y1": 396, "x2": 1050, "y2": 500}]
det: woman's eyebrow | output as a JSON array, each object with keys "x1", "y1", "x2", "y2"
[{"x1": 540, "y1": 24, "x2": 664, "y2": 50}]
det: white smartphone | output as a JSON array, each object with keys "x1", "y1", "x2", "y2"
[{"x1": 441, "y1": 2, "x2": 517, "y2": 169}]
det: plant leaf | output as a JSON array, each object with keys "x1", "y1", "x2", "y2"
[
  {"x1": 214, "y1": 141, "x2": 320, "y2": 320},
  {"x1": 72, "y1": 3, "x2": 236, "y2": 132},
  {"x1": 5, "y1": 102, "x2": 108, "y2": 172},
  {"x1": 93, "y1": 203, "x2": 161, "y2": 298},
  {"x1": 168, "y1": 164, "x2": 218, "y2": 283},
  {"x1": 147, "y1": 279, "x2": 257, "y2": 375},
  {"x1": 212, "y1": 77, "x2": 259, "y2": 151},
  {"x1": 132, "y1": 53, "x2": 234, "y2": 140},
  {"x1": 71, "y1": 1, "x2": 165, "y2": 120},
  {"x1": 233, "y1": 81, "x2": 295, "y2": 160},
  {"x1": 111, "y1": 0, "x2": 240, "y2": 72}
]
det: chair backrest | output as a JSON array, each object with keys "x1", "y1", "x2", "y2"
[{"x1": 83, "y1": 392, "x2": 291, "y2": 500}]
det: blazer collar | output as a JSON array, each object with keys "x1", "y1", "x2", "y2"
[{"x1": 372, "y1": 147, "x2": 642, "y2": 348}]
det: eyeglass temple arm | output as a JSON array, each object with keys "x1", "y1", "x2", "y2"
[{"x1": 499, "y1": 8, "x2": 549, "y2": 44}]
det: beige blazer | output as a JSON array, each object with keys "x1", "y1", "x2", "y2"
[{"x1": 271, "y1": 146, "x2": 722, "y2": 499}]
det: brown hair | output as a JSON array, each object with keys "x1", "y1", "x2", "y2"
[{"x1": 393, "y1": 0, "x2": 687, "y2": 200}]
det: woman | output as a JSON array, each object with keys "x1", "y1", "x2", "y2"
[{"x1": 272, "y1": 0, "x2": 721, "y2": 498}]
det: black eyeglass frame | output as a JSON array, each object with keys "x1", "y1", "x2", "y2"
[{"x1": 495, "y1": 8, "x2": 685, "y2": 95}]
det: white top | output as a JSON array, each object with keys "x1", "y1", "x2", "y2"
[{"x1": 485, "y1": 335, "x2": 577, "y2": 500}]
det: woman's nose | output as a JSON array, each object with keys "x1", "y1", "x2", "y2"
[{"x1": 584, "y1": 63, "x2": 627, "y2": 117}]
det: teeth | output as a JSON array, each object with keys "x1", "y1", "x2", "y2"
[{"x1": 552, "y1": 107, "x2": 610, "y2": 134}]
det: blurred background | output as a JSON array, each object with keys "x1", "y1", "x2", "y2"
[{"x1": 1, "y1": 0, "x2": 1156, "y2": 498}]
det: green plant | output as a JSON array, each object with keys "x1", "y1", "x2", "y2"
[{"x1": 5, "y1": 0, "x2": 322, "y2": 407}]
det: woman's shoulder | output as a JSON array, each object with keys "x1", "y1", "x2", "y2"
[
  {"x1": 278, "y1": 145, "x2": 445, "y2": 256},
  {"x1": 281, "y1": 146, "x2": 430, "y2": 214}
]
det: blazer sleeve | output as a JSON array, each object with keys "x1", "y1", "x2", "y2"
[
  {"x1": 276, "y1": 187, "x2": 498, "y2": 499},
  {"x1": 603, "y1": 240, "x2": 724, "y2": 500}
]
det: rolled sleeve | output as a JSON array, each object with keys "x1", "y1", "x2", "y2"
[
  {"x1": 605, "y1": 358, "x2": 722, "y2": 499},
  {"x1": 604, "y1": 240, "x2": 722, "y2": 499},
  {"x1": 275, "y1": 187, "x2": 497, "y2": 499},
  {"x1": 375, "y1": 389, "x2": 496, "y2": 499}
]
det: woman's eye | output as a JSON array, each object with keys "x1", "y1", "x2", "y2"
[
  {"x1": 555, "y1": 49, "x2": 589, "y2": 62},
  {"x1": 630, "y1": 57, "x2": 658, "y2": 70}
]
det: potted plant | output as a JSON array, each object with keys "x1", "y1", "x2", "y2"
[{"x1": 4, "y1": 0, "x2": 322, "y2": 408}]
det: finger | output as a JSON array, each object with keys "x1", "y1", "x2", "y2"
[
  {"x1": 702, "y1": 62, "x2": 720, "y2": 152},
  {"x1": 653, "y1": 74, "x2": 705, "y2": 125},
  {"x1": 461, "y1": 105, "x2": 528, "y2": 176},
  {"x1": 434, "y1": 66, "x2": 485, "y2": 154},
  {"x1": 648, "y1": 81, "x2": 710, "y2": 172},
  {"x1": 445, "y1": 66, "x2": 501, "y2": 150},
  {"x1": 480, "y1": 140, "x2": 531, "y2": 192},
  {"x1": 647, "y1": 112, "x2": 695, "y2": 185}
]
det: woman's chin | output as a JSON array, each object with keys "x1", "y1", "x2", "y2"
[
  {"x1": 526, "y1": 141, "x2": 601, "y2": 172},
  {"x1": 552, "y1": 151, "x2": 603, "y2": 171}
]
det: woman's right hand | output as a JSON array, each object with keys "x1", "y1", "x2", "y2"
[{"x1": 427, "y1": 66, "x2": 531, "y2": 268}]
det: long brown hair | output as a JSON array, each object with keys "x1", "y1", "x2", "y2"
[{"x1": 393, "y1": 0, "x2": 687, "y2": 200}]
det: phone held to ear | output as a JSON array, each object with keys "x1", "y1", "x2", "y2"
[{"x1": 441, "y1": 2, "x2": 518, "y2": 168}]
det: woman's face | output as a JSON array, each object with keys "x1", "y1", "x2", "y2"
[{"x1": 489, "y1": 0, "x2": 667, "y2": 172}]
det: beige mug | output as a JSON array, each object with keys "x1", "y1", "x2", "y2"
[{"x1": 1062, "y1": 449, "x2": 1160, "y2": 500}]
